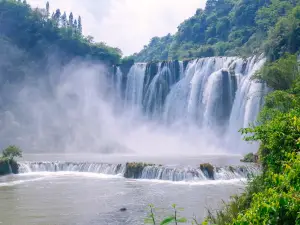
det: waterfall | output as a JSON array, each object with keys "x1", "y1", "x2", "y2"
[
  {"x1": 18, "y1": 161, "x2": 260, "y2": 182},
  {"x1": 124, "y1": 63, "x2": 147, "y2": 113},
  {"x1": 117, "y1": 55, "x2": 267, "y2": 152},
  {"x1": 122, "y1": 56, "x2": 266, "y2": 126},
  {"x1": 19, "y1": 162, "x2": 126, "y2": 175}
]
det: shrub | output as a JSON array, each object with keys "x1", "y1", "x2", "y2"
[
  {"x1": 2, "y1": 145, "x2": 22, "y2": 161},
  {"x1": 240, "y1": 153, "x2": 258, "y2": 163},
  {"x1": 253, "y1": 54, "x2": 299, "y2": 90}
]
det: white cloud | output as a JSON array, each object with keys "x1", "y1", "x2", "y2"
[{"x1": 27, "y1": 0, "x2": 206, "y2": 55}]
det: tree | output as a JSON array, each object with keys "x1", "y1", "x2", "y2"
[
  {"x1": 0, "y1": 0, "x2": 122, "y2": 72},
  {"x1": 133, "y1": 0, "x2": 300, "y2": 62},
  {"x1": 68, "y1": 12, "x2": 73, "y2": 27},
  {"x1": 265, "y1": 6, "x2": 300, "y2": 61},
  {"x1": 45, "y1": 1, "x2": 49, "y2": 18},
  {"x1": 2, "y1": 145, "x2": 22, "y2": 161},
  {"x1": 205, "y1": 0, "x2": 217, "y2": 13},
  {"x1": 78, "y1": 15, "x2": 82, "y2": 34},
  {"x1": 73, "y1": 19, "x2": 78, "y2": 33},
  {"x1": 254, "y1": 54, "x2": 299, "y2": 90},
  {"x1": 52, "y1": 9, "x2": 61, "y2": 24},
  {"x1": 61, "y1": 11, "x2": 67, "y2": 27},
  {"x1": 86, "y1": 35, "x2": 94, "y2": 43}
]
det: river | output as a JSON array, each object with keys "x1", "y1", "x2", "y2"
[{"x1": 0, "y1": 154, "x2": 250, "y2": 225}]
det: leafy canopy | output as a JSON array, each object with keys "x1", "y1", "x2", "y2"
[
  {"x1": 2, "y1": 145, "x2": 22, "y2": 161},
  {"x1": 134, "y1": 0, "x2": 300, "y2": 62}
]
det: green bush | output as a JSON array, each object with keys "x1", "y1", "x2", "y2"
[
  {"x1": 2, "y1": 145, "x2": 22, "y2": 161},
  {"x1": 233, "y1": 154, "x2": 300, "y2": 225},
  {"x1": 240, "y1": 153, "x2": 257, "y2": 163},
  {"x1": 253, "y1": 54, "x2": 299, "y2": 90},
  {"x1": 0, "y1": 145, "x2": 22, "y2": 175}
]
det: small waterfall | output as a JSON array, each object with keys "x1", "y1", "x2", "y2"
[
  {"x1": 18, "y1": 161, "x2": 260, "y2": 182},
  {"x1": 124, "y1": 63, "x2": 147, "y2": 113},
  {"x1": 139, "y1": 164, "x2": 260, "y2": 181},
  {"x1": 142, "y1": 61, "x2": 181, "y2": 118},
  {"x1": 163, "y1": 59, "x2": 198, "y2": 124},
  {"x1": 228, "y1": 56, "x2": 267, "y2": 131},
  {"x1": 7, "y1": 161, "x2": 12, "y2": 174},
  {"x1": 141, "y1": 166, "x2": 207, "y2": 181},
  {"x1": 18, "y1": 162, "x2": 126, "y2": 175},
  {"x1": 115, "y1": 67, "x2": 123, "y2": 100}
]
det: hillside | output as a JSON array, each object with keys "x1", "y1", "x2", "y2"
[
  {"x1": 134, "y1": 0, "x2": 300, "y2": 62},
  {"x1": 0, "y1": 0, "x2": 122, "y2": 85}
]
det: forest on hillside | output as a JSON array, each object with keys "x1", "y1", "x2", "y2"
[
  {"x1": 0, "y1": 0, "x2": 122, "y2": 85},
  {"x1": 134, "y1": 0, "x2": 300, "y2": 62}
]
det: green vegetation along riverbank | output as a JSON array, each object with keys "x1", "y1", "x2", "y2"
[
  {"x1": 143, "y1": 54, "x2": 300, "y2": 224},
  {"x1": 0, "y1": 145, "x2": 22, "y2": 176}
]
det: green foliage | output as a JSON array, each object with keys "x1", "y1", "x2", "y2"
[
  {"x1": 144, "y1": 204, "x2": 187, "y2": 225},
  {"x1": 0, "y1": 145, "x2": 22, "y2": 175},
  {"x1": 240, "y1": 153, "x2": 258, "y2": 163},
  {"x1": 2, "y1": 145, "x2": 22, "y2": 161},
  {"x1": 241, "y1": 109, "x2": 300, "y2": 174},
  {"x1": 205, "y1": 175, "x2": 265, "y2": 225},
  {"x1": 265, "y1": 6, "x2": 300, "y2": 61},
  {"x1": 205, "y1": 59, "x2": 300, "y2": 225},
  {"x1": 144, "y1": 205, "x2": 157, "y2": 225},
  {"x1": 232, "y1": 154, "x2": 300, "y2": 225},
  {"x1": 134, "y1": 0, "x2": 300, "y2": 62},
  {"x1": 143, "y1": 57, "x2": 300, "y2": 224},
  {"x1": 0, "y1": 0, "x2": 121, "y2": 68},
  {"x1": 254, "y1": 54, "x2": 299, "y2": 90}
]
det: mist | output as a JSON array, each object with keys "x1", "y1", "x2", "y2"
[{"x1": 0, "y1": 48, "x2": 226, "y2": 156}]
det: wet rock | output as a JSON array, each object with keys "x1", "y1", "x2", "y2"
[
  {"x1": 0, "y1": 159, "x2": 19, "y2": 176},
  {"x1": 124, "y1": 162, "x2": 155, "y2": 179},
  {"x1": 200, "y1": 163, "x2": 214, "y2": 179}
]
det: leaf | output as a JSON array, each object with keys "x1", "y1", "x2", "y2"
[
  {"x1": 177, "y1": 217, "x2": 187, "y2": 223},
  {"x1": 160, "y1": 216, "x2": 175, "y2": 225}
]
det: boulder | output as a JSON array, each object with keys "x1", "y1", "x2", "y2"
[
  {"x1": 200, "y1": 163, "x2": 215, "y2": 179},
  {"x1": 0, "y1": 159, "x2": 19, "y2": 176}
]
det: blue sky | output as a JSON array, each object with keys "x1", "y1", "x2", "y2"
[{"x1": 27, "y1": 0, "x2": 206, "y2": 55}]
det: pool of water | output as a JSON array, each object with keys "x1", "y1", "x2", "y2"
[{"x1": 0, "y1": 154, "x2": 247, "y2": 225}]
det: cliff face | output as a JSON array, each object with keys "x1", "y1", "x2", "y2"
[{"x1": 0, "y1": 159, "x2": 19, "y2": 176}]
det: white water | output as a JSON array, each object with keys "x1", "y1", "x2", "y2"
[
  {"x1": 120, "y1": 55, "x2": 267, "y2": 153},
  {"x1": 0, "y1": 55, "x2": 267, "y2": 155},
  {"x1": 18, "y1": 161, "x2": 260, "y2": 182}
]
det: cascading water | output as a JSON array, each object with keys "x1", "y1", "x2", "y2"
[
  {"x1": 124, "y1": 63, "x2": 147, "y2": 113},
  {"x1": 18, "y1": 161, "x2": 260, "y2": 182},
  {"x1": 117, "y1": 55, "x2": 267, "y2": 153},
  {"x1": 19, "y1": 162, "x2": 126, "y2": 175},
  {"x1": 0, "y1": 55, "x2": 267, "y2": 155}
]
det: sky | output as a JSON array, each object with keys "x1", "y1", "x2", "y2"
[{"x1": 27, "y1": 0, "x2": 206, "y2": 55}]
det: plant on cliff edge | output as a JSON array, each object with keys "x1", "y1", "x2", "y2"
[{"x1": 2, "y1": 145, "x2": 22, "y2": 161}]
